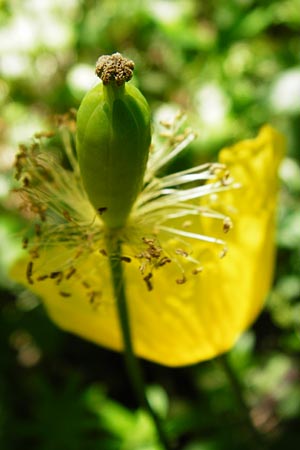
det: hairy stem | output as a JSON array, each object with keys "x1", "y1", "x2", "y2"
[{"x1": 107, "y1": 235, "x2": 172, "y2": 450}]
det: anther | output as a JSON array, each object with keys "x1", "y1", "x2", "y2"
[
  {"x1": 157, "y1": 256, "x2": 171, "y2": 267},
  {"x1": 139, "y1": 262, "x2": 147, "y2": 274},
  {"x1": 148, "y1": 246, "x2": 161, "y2": 258},
  {"x1": 223, "y1": 217, "x2": 233, "y2": 233},
  {"x1": 176, "y1": 276, "x2": 186, "y2": 285},
  {"x1": 121, "y1": 256, "x2": 131, "y2": 263},
  {"x1": 182, "y1": 220, "x2": 192, "y2": 228},
  {"x1": 38, "y1": 206, "x2": 47, "y2": 222},
  {"x1": 35, "y1": 223, "x2": 41, "y2": 236},
  {"x1": 219, "y1": 247, "x2": 228, "y2": 258},
  {"x1": 63, "y1": 210, "x2": 72, "y2": 222},
  {"x1": 23, "y1": 177, "x2": 30, "y2": 187},
  {"x1": 29, "y1": 249, "x2": 40, "y2": 259},
  {"x1": 143, "y1": 273, "x2": 153, "y2": 291},
  {"x1": 22, "y1": 237, "x2": 29, "y2": 249},
  {"x1": 26, "y1": 261, "x2": 34, "y2": 285},
  {"x1": 74, "y1": 249, "x2": 83, "y2": 259},
  {"x1": 221, "y1": 170, "x2": 231, "y2": 186},
  {"x1": 142, "y1": 237, "x2": 155, "y2": 245},
  {"x1": 65, "y1": 267, "x2": 76, "y2": 280},
  {"x1": 89, "y1": 291, "x2": 102, "y2": 310},
  {"x1": 142, "y1": 238, "x2": 162, "y2": 259},
  {"x1": 159, "y1": 120, "x2": 172, "y2": 129},
  {"x1": 50, "y1": 271, "x2": 61, "y2": 279},
  {"x1": 50, "y1": 271, "x2": 63, "y2": 285},
  {"x1": 175, "y1": 248, "x2": 189, "y2": 258},
  {"x1": 97, "y1": 207, "x2": 108, "y2": 215},
  {"x1": 174, "y1": 134, "x2": 185, "y2": 143},
  {"x1": 34, "y1": 131, "x2": 55, "y2": 139},
  {"x1": 89, "y1": 291, "x2": 96, "y2": 304},
  {"x1": 37, "y1": 275, "x2": 49, "y2": 281},
  {"x1": 160, "y1": 131, "x2": 172, "y2": 138},
  {"x1": 59, "y1": 291, "x2": 71, "y2": 298},
  {"x1": 89, "y1": 291, "x2": 101, "y2": 304}
]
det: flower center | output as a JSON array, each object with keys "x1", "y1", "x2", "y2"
[{"x1": 15, "y1": 111, "x2": 236, "y2": 301}]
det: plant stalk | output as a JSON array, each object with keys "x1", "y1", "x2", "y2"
[{"x1": 107, "y1": 235, "x2": 172, "y2": 450}]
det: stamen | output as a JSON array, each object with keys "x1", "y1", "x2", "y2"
[
  {"x1": 16, "y1": 112, "x2": 235, "y2": 297},
  {"x1": 145, "y1": 115, "x2": 196, "y2": 180},
  {"x1": 148, "y1": 131, "x2": 196, "y2": 175},
  {"x1": 158, "y1": 226, "x2": 226, "y2": 246}
]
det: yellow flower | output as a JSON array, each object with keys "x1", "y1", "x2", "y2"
[{"x1": 11, "y1": 117, "x2": 285, "y2": 367}]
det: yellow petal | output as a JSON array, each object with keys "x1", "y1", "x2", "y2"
[{"x1": 10, "y1": 126, "x2": 285, "y2": 366}]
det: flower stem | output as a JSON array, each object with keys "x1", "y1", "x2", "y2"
[
  {"x1": 107, "y1": 235, "x2": 172, "y2": 450},
  {"x1": 218, "y1": 353, "x2": 267, "y2": 449}
]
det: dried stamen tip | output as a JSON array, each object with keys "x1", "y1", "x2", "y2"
[{"x1": 95, "y1": 52, "x2": 135, "y2": 86}]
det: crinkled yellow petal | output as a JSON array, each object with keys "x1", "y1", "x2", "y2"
[{"x1": 10, "y1": 126, "x2": 285, "y2": 366}]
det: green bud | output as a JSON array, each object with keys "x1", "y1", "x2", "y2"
[{"x1": 76, "y1": 53, "x2": 151, "y2": 228}]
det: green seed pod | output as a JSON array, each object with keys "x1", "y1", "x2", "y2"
[{"x1": 76, "y1": 53, "x2": 151, "y2": 228}]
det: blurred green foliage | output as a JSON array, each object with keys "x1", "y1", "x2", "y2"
[{"x1": 1, "y1": 0, "x2": 300, "y2": 449}]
